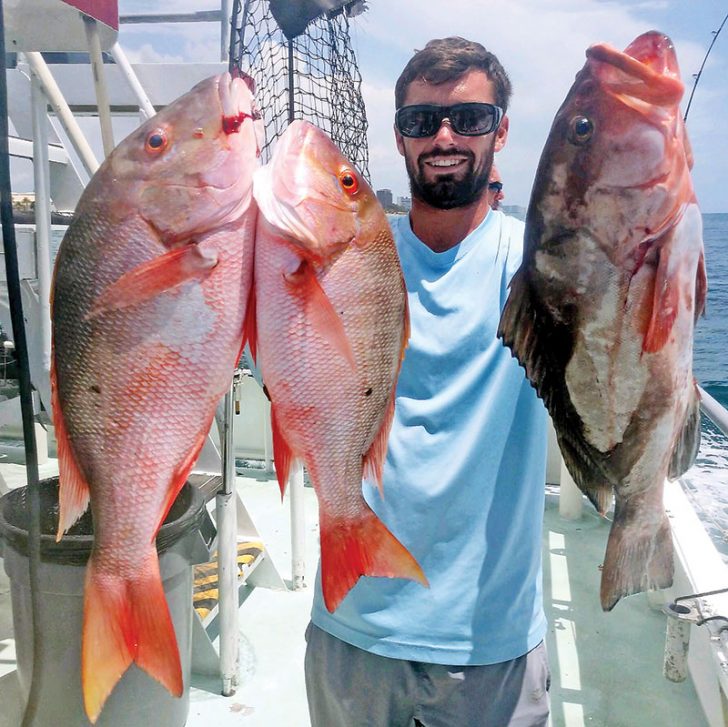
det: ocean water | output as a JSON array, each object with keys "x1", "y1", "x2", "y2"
[{"x1": 681, "y1": 213, "x2": 728, "y2": 561}]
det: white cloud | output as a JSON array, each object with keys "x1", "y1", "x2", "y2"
[{"x1": 353, "y1": 0, "x2": 718, "y2": 208}]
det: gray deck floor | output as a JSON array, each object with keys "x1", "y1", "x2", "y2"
[{"x1": 0, "y1": 461, "x2": 706, "y2": 726}]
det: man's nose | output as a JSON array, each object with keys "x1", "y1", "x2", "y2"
[{"x1": 432, "y1": 118, "x2": 457, "y2": 145}]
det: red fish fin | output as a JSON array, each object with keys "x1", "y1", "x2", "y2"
[
  {"x1": 154, "y1": 427, "x2": 210, "y2": 535},
  {"x1": 319, "y1": 509, "x2": 428, "y2": 612},
  {"x1": 81, "y1": 561, "x2": 135, "y2": 723},
  {"x1": 363, "y1": 387, "x2": 396, "y2": 498},
  {"x1": 131, "y1": 555, "x2": 183, "y2": 697},
  {"x1": 600, "y1": 491, "x2": 673, "y2": 611},
  {"x1": 399, "y1": 277, "x2": 411, "y2": 364},
  {"x1": 287, "y1": 262, "x2": 356, "y2": 371},
  {"x1": 87, "y1": 244, "x2": 218, "y2": 320},
  {"x1": 50, "y1": 357, "x2": 90, "y2": 540},
  {"x1": 270, "y1": 405, "x2": 293, "y2": 498},
  {"x1": 642, "y1": 238, "x2": 679, "y2": 354},
  {"x1": 244, "y1": 280, "x2": 258, "y2": 362},
  {"x1": 82, "y1": 553, "x2": 182, "y2": 723}
]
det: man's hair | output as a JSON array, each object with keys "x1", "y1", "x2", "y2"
[{"x1": 394, "y1": 37, "x2": 512, "y2": 113}]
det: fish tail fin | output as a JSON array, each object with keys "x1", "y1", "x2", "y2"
[
  {"x1": 82, "y1": 552, "x2": 182, "y2": 723},
  {"x1": 130, "y1": 554, "x2": 183, "y2": 697},
  {"x1": 600, "y1": 491, "x2": 673, "y2": 612},
  {"x1": 319, "y1": 508, "x2": 428, "y2": 612}
]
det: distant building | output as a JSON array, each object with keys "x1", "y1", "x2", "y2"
[
  {"x1": 376, "y1": 188, "x2": 393, "y2": 209},
  {"x1": 398, "y1": 196, "x2": 412, "y2": 212}
]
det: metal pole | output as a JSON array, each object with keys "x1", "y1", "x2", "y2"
[
  {"x1": 82, "y1": 16, "x2": 115, "y2": 157},
  {"x1": 290, "y1": 462, "x2": 306, "y2": 589},
  {"x1": 221, "y1": 0, "x2": 232, "y2": 62},
  {"x1": 108, "y1": 43, "x2": 156, "y2": 121},
  {"x1": 22, "y1": 52, "x2": 99, "y2": 176},
  {"x1": 30, "y1": 75, "x2": 52, "y2": 401},
  {"x1": 0, "y1": 5, "x2": 43, "y2": 721},
  {"x1": 215, "y1": 385, "x2": 239, "y2": 696}
]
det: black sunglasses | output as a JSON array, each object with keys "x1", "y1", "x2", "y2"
[
  {"x1": 488, "y1": 181, "x2": 503, "y2": 192},
  {"x1": 395, "y1": 102, "x2": 503, "y2": 138}
]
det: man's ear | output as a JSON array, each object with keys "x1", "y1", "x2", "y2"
[
  {"x1": 494, "y1": 115, "x2": 509, "y2": 152},
  {"x1": 394, "y1": 124, "x2": 406, "y2": 157}
]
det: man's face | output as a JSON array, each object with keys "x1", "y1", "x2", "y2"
[
  {"x1": 394, "y1": 70, "x2": 509, "y2": 210},
  {"x1": 487, "y1": 168, "x2": 504, "y2": 210}
]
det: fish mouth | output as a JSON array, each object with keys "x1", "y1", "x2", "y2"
[
  {"x1": 586, "y1": 30, "x2": 684, "y2": 106},
  {"x1": 253, "y1": 120, "x2": 356, "y2": 257}
]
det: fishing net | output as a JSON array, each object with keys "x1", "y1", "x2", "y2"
[{"x1": 228, "y1": 0, "x2": 370, "y2": 179}]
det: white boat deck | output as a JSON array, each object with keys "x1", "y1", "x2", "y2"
[{"x1": 0, "y1": 460, "x2": 708, "y2": 726}]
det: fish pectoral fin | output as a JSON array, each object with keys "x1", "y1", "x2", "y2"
[
  {"x1": 86, "y1": 243, "x2": 219, "y2": 320},
  {"x1": 285, "y1": 261, "x2": 356, "y2": 371},
  {"x1": 51, "y1": 357, "x2": 90, "y2": 540},
  {"x1": 643, "y1": 207, "x2": 702, "y2": 354},
  {"x1": 363, "y1": 385, "x2": 397, "y2": 498},
  {"x1": 270, "y1": 405, "x2": 294, "y2": 498},
  {"x1": 82, "y1": 554, "x2": 182, "y2": 724},
  {"x1": 668, "y1": 382, "x2": 701, "y2": 480},
  {"x1": 319, "y1": 508, "x2": 428, "y2": 612}
]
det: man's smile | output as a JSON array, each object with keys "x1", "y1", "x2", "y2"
[{"x1": 422, "y1": 154, "x2": 469, "y2": 170}]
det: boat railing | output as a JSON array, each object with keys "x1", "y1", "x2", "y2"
[{"x1": 698, "y1": 385, "x2": 728, "y2": 438}]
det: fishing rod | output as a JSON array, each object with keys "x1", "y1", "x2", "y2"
[{"x1": 684, "y1": 10, "x2": 728, "y2": 122}]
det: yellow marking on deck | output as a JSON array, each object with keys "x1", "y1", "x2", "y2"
[{"x1": 193, "y1": 540, "x2": 264, "y2": 620}]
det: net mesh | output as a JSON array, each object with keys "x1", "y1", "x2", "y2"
[{"x1": 228, "y1": 0, "x2": 370, "y2": 179}]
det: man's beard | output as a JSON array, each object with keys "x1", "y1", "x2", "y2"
[{"x1": 406, "y1": 148, "x2": 494, "y2": 210}]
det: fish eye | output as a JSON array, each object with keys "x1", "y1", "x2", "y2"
[
  {"x1": 568, "y1": 116, "x2": 594, "y2": 145},
  {"x1": 339, "y1": 169, "x2": 359, "y2": 195},
  {"x1": 145, "y1": 129, "x2": 168, "y2": 154}
]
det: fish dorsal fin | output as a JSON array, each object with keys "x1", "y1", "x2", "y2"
[
  {"x1": 284, "y1": 260, "x2": 356, "y2": 371},
  {"x1": 363, "y1": 291, "x2": 408, "y2": 498},
  {"x1": 51, "y1": 357, "x2": 91, "y2": 540},
  {"x1": 270, "y1": 405, "x2": 294, "y2": 498},
  {"x1": 363, "y1": 385, "x2": 396, "y2": 499},
  {"x1": 86, "y1": 243, "x2": 218, "y2": 320},
  {"x1": 668, "y1": 381, "x2": 701, "y2": 480},
  {"x1": 243, "y1": 279, "x2": 258, "y2": 363}
]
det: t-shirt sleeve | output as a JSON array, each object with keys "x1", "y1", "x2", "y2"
[{"x1": 503, "y1": 214, "x2": 527, "y2": 283}]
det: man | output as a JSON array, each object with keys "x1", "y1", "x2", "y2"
[
  {"x1": 305, "y1": 37, "x2": 550, "y2": 727},
  {"x1": 488, "y1": 164, "x2": 505, "y2": 210}
]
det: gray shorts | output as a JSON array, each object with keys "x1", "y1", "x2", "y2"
[{"x1": 304, "y1": 623, "x2": 550, "y2": 727}]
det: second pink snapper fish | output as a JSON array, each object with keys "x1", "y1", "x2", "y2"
[{"x1": 249, "y1": 120, "x2": 427, "y2": 612}]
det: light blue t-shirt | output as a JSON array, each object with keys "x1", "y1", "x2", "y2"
[{"x1": 311, "y1": 210, "x2": 548, "y2": 665}]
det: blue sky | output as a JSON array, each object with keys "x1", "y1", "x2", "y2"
[{"x1": 113, "y1": 1, "x2": 727, "y2": 213}]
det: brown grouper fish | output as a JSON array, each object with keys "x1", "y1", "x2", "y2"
[
  {"x1": 250, "y1": 120, "x2": 427, "y2": 612},
  {"x1": 50, "y1": 73, "x2": 259, "y2": 721},
  {"x1": 498, "y1": 31, "x2": 707, "y2": 610}
]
